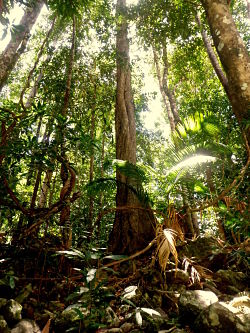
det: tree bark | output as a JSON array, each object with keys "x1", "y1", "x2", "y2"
[
  {"x1": 201, "y1": 0, "x2": 250, "y2": 143},
  {"x1": 108, "y1": 0, "x2": 155, "y2": 254},
  {"x1": 196, "y1": 13, "x2": 229, "y2": 93},
  {"x1": 0, "y1": 0, "x2": 44, "y2": 91}
]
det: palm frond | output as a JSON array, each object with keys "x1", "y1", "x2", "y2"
[
  {"x1": 112, "y1": 159, "x2": 148, "y2": 183},
  {"x1": 182, "y1": 257, "x2": 213, "y2": 285},
  {"x1": 86, "y1": 177, "x2": 152, "y2": 206},
  {"x1": 155, "y1": 227, "x2": 178, "y2": 272}
]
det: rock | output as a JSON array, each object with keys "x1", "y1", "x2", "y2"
[
  {"x1": 165, "y1": 269, "x2": 190, "y2": 284},
  {"x1": 107, "y1": 329, "x2": 122, "y2": 333},
  {"x1": 179, "y1": 290, "x2": 218, "y2": 322},
  {"x1": 194, "y1": 302, "x2": 248, "y2": 333},
  {"x1": 226, "y1": 285, "x2": 241, "y2": 295},
  {"x1": 105, "y1": 306, "x2": 120, "y2": 327},
  {"x1": 179, "y1": 236, "x2": 219, "y2": 260},
  {"x1": 230, "y1": 295, "x2": 250, "y2": 332},
  {"x1": 168, "y1": 284, "x2": 186, "y2": 294},
  {"x1": 215, "y1": 270, "x2": 247, "y2": 292},
  {"x1": 54, "y1": 303, "x2": 89, "y2": 331},
  {"x1": 0, "y1": 315, "x2": 10, "y2": 333},
  {"x1": 120, "y1": 322, "x2": 134, "y2": 332},
  {"x1": 11, "y1": 319, "x2": 41, "y2": 333},
  {"x1": 3, "y1": 299, "x2": 22, "y2": 324},
  {"x1": 61, "y1": 303, "x2": 89, "y2": 322}
]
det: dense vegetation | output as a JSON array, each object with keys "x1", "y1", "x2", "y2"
[{"x1": 0, "y1": 0, "x2": 249, "y2": 332}]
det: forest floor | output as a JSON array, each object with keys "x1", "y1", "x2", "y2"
[{"x1": 0, "y1": 235, "x2": 249, "y2": 333}]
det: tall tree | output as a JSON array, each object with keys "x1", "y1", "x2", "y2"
[
  {"x1": 201, "y1": 0, "x2": 250, "y2": 143},
  {"x1": 0, "y1": 0, "x2": 44, "y2": 91},
  {"x1": 108, "y1": 0, "x2": 155, "y2": 254}
]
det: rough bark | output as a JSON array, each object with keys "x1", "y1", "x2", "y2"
[
  {"x1": 108, "y1": 0, "x2": 155, "y2": 254},
  {"x1": 0, "y1": 0, "x2": 44, "y2": 91},
  {"x1": 201, "y1": 0, "x2": 250, "y2": 143}
]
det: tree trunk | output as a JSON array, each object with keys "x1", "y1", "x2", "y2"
[
  {"x1": 108, "y1": 0, "x2": 155, "y2": 254},
  {"x1": 0, "y1": 0, "x2": 44, "y2": 91},
  {"x1": 152, "y1": 44, "x2": 176, "y2": 132},
  {"x1": 201, "y1": 0, "x2": 250, "y2": 143},
  {"x1": 88, "y1": 80, "x2": 97, "y2": 229},
  {"x1": 196, "y1": 13, "x2": 229, "y2": 93},
  {"x1": 59, "y1": 16, "x2": 76, "y2": 249},
  {"x1": 161, "y1": 42, "x2": 181, "y2": 125},
  {"x1": 206, "y1": 167, "x2": 227, "y2": 240}
]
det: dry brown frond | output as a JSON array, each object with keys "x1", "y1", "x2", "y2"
[
  {"x1": 182, "y1": 257, "x2": 213, "y2": 285},
  {"x1": 166, "y1": 206, "x2": 185, "y2": 241},
  {"x1": 156, "y1": 227, "x2": 178, "y2": 272}
]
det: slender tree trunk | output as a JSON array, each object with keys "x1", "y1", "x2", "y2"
[
  {"x1": 0, "y1": 0, "x2": 44, "y2": 91},
  {"x1": 108, "y1": 0, "x2": 155, "y2": 254},
  {"x1": 20, "y1": 17, "x2": 55, "y2": 108},
  {"x1": 88, "y1": 81, "x2": 97, "y2": 229},
  {"x1": 152, "y1": 45, "x2": 176, "y2": 132},
  {"x1": 182, "y1": 191, "x2": 195, "y2": 238},
  {"x1": 38, "y1": 170, "x2": 53, "y2": 208},
  {"x1": 97, "y1": 131, "x2": 106, "y2": 241},
  {"x1": 59, "y1": 16, "x2": 76, "y2": 249},
  {"x1": 162, "y1": 42, "x2": 181, "y2": 125},
  {"x1": 201, "y1": 0, "x2": 250, "y2": 143},
  {"x1": 206, "y1": 167, "x2": 227, "y2": 240},
  {"x1": 196, "y1": 13, "x2": 229, "y2": 93}
]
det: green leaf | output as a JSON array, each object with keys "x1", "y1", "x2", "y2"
[{"x1": 9, "y1": 276, "x2": 15, "y2": 289}]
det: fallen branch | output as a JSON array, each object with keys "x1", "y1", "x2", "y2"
[{"x1": 101, "y1": 239, "x2": 157, "y2": 269}]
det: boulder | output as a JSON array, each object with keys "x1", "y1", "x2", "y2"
[
  {"x1": 179, "y1": 290, "x2": 218, "y2": 322},
  {"x1": 165, "y1": 269, "x2": 190, "y2": 284},
  {"x1": 0, "y1": 314, "x2": 10, "y2": 333},
  {"x1": 215, "y1": 270, "x2": 247, "y2": 292},
  {"x1": 179, "y1": 236, "x2": 219, "y2": 260},
  {"x1": 54, "y1": 303, "x2": 89, "y2": 331},
  {"x1": 11, "y1": 319, "x2": 41, "y2": 333},
  {"x1": 194, "y1": 302, "x2": 247, "y2": 333},
  {"x1": 230, "y1": 295, "x2": 250, "y2": 332},
  {"x1": 3, "y1": 299, "x2": 22, "y2": 324}
]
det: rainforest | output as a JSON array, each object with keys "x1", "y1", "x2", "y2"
[{"x1": 0, "y1": 0, "x2": 249, "y2": 332}]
